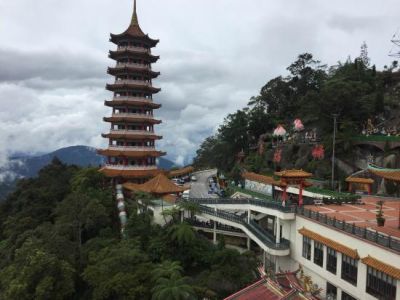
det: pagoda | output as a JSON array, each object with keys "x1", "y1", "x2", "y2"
[{"x1": 98, "y1": 0, "x2": 165, "y2": 183}]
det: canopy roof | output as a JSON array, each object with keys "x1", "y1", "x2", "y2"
[
  {"x1": 345, "y1": 177, "x2": 374, "y2": 184},
  {"x1": 362, "y1": 255, "x2": 400, "y2": 280},
  {"x1": 123, "y1": 173, "x2": 186, "y2": 194},
  {"x1": 169, "y1": 166, "x2": 194, "y2": 177},
  {"x1": 242, "y1": 172, "x2": 285, "y2": 187},
  {"x1": 99, "y1": 167, "x2": 161, "y2": 178},
  {"x1": 368, "y1": 164, "x2": 400, "y2": 182},
  {"x1": 275, "y1": 169, "x2": 312, "y2": 179},
  {"x1": 299, "y1": 227, "x2": 359, "y2": 259}
]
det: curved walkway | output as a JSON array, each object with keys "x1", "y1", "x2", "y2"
[{"x1": 196, "y1": 204, "x2": 290, "y2": 256}]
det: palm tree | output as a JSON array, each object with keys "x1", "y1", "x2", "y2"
[
  {"x1": 167, "y1": 222, "x2": 195, "y2": 246},
  {"x1": 177, "y1": 201, "x2": 200, "y2": 220},
  {"x1": 152, "y1": 260, "x2": 183, "y2": 282},
  {"x1": 151, "y1": 273, "x2": 196, "y2": 300},
  {"x1": 161, "y1": 207, "x2": 180, "y2": 224}
]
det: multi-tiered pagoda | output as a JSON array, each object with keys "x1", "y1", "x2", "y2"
[{"x1": 99, "y1": 0, "x2": 165, "y2": 183}]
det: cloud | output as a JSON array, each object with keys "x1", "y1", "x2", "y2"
[{"x1": 0, "y1": 0, "x2": 399, "y2": 167}]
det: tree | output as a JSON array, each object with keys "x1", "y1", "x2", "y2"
[
  {"x1": 0, "y1": 238, "x2": 75, "y2": 300},
  {"x1": 83, "y1": 240, "x2": 153, "y2": 300},
  {"x1": 151, "y1": 260, "x2": 183, "y2": 282},
  {"x1": 167, "y1": 222, "x2": 195, "y2": 246},
  {"x1": 55, "y1": 192, "x2": 111, "y2": 266},
  {"x1": 151, "y1": 273, "x2": 195, "y2": 300},
  {"x1": 177, "y1": 201, "x2": 200, "y2": 220}
]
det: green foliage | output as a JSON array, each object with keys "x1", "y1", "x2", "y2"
[
  {"x1": 0, "y1": 160, "x2": 258, "y2": 299},
  {"x1": 193, "y1": 50, "x2": 400, "y2": 179}
]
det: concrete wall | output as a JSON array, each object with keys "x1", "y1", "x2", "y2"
[
  {"x1": 291, "y1": 216, "x2": 400, "y2": 300},
  {"x1": 245, "y1": 179, "x2": 273, "y2": 195}
]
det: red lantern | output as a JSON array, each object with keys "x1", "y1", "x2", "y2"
[
  {"x1": 312, "y1": 145, "x2": 325, "y2": 160},
  {"x1": 273, "y1": 148, "x2": 282, "y2": 163}
]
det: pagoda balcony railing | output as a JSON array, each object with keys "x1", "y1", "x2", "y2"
[
  {"x1": 111, "y1": 113, "x2": 154, "y2": 119},
  {"x1": 104, "y1": 164, "x2": 157, "y2": 170},
  {"x1": 113, "y1": 79, "x2": 152, "y2": 87},
  {"x1": 115, "y1": 62, "x2": 150, "y2": 70},
  {"x1": 108, "y1": 146, "x2": 156, "y2": 151},
  {"x1": 110, "y1": 129, "x2": 156, "y2": 135},
  {"x1": 117, "y1": 46, "x2": 150, "y2": 53},
  {"x1": 112, "y1": 96, "x2": 153, "y2": 102}
]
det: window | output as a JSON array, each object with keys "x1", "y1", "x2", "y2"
[
  {"x1": 341, "y1": 255, "x2": 358, "y2": 285},
  {"x1": 341, "y1": 291, "x2": 357, "y2": 300},
  {"x1": 326, "y1": 282, "x2": 337, "y2": 300},
  {"x1": 327, "y1": 247, "x2": 337, "y2": 274},
  {"x1": 366, "y1": 266, "x2": 397, "y2": 300},
  {"x1": 302, "y1": 236, "x2": 311, "y2": 260},
  {"x1": 314, "y1": 242, "x2": 323, "y2": 267}
]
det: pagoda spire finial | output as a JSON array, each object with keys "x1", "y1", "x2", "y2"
[{"x1": 131, "y1": 0, "x2": 139, "y2": 26}]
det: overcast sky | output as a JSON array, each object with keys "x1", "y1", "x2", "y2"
[{"x1": 0, "y1": 0, "x2": 399, "y2": 166}]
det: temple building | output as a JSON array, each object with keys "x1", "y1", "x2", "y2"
[{"x1": 98, "y1": 0, "x2": 165, "y2": 183}]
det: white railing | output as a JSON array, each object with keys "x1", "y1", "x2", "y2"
[
  {"x1": 117, "y1": 46, "x2": 150, "y2": 53},
  {"x1": 110, "y1": 129, "x2": 156, "y2": 136},
  {"x1": 113, "y1": 80, "x2": 152, "y2": 87},
  {"x1": 112, "y1": 96, "x2": 153, "y2": 102},
  {"x1": 108, "y1": 146, "x2": 156, "y2": 151},
  {"x1": 111, "y1": 113, "x2": 154, "y2": 119},
  {"x1": 105, "y1": 164, "x2": 157, "y2": 170},
  {"x1": 115, "y1": 62, "x2": 150, "y2": 69}
]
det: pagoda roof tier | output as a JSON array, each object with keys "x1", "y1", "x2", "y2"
[
  {"x1": 106, "y1": 80, "x2": 161, "y2": 93},
  {"x1": 109, "y1": 0, "x2": 159, "y2": 47},
  {"x1": 123, "y1": 173, "x2": 187, "y2": 194},
  {"x1": 345, "y1": 177, "x2": 374, "y2": 184},
  {"x1": 274, "y1": 169, "x2": 313, "y2": 179},
  {"x1": 100, "y1": 166, "x2": 162, "y2": 179},
  {"x1": 98, "y1": 149, "x2": 165, "y2": 158},
  {"x1": 108, "y1": 65, "x2": 160, "y2": 78},
  {"x1": 368, "y1": 163, "x2": 400, "y2": 182},
  {"x1": 109, "y1": 50, "x2": 159, "y2": 63},
  {"x1": 102, "y1": 130, "x2": 162, "y2": 140},
  {"x1": 103, "y1": 114, "x2": 161, "y2": 124},
  {"x1": 110, "y1": 34, "x2": 159, "y2": 47},
  {"x1": 104, "y1": 99, "x2": 161, "y2": 109}
]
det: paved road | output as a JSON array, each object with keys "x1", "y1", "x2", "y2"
[{"x1": 189, "y1": 169, "x2": 218, "y2": 198}]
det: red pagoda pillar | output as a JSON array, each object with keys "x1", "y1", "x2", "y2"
[{"x1": 298, "y1": 182, "x2": 304, "y2": 207}]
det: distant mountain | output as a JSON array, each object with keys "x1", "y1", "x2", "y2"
[{"x1": 0, "y1": 145, "x2": 176, "y2": 200}]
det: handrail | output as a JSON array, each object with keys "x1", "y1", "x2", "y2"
[
  {"x1": 111, "y1": 96, "x2": 153, "y2": 102},
  {"x1": 107, "y1": 146, "x2": 156, "y2": 151},
  {"x1": 115, "y1": 62, "x2": 150, "y2": 69},
  {"x1": 188, "y1": 198, "x2": 295, "y2": 213},
  {"x1": 196, "y1": 204, "x2": 290, "y2": 250},
  {"x1": 116, "y1": 46, "x2": 150, "y2": 53},
  {"x1": 298, "y1": 207, "x2": 400, "y2": 253},
  {"x1": 113, "y1": 79, "x2": 152, "y2": 86},
  {"x1": 111, "y1": 113, "x2": 154, "y2": 119}
]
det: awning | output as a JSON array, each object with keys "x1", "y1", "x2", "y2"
[{"x1": 298, "y1": 227, "x2": 359, "y2": 259}]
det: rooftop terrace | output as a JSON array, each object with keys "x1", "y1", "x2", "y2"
[{"x1": 302, "y1": 196, "x2": 400, "y2": 252}]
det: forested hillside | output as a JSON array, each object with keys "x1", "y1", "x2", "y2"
[
  {"x1": 0, "y1": 159, "x2": 257, "y2": 299},
  {"x1": 194, "y1": 45, "x2": 400, "y2": 184}
]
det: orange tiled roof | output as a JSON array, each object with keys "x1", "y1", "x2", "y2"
[
  {"x1": 345, "y1": 177, "x2": 374, "y2": 184},
  {"x1": 99, "y1": 167, "x2": 163, "y2": 178},
  {"x1": 242, "y1": 172, "x2": 285, "y2": 186},
  {"x1": 368, "y1": 169, "x2": 400, "y2": 182},
  {"x1": 298, "y1": 227, "x2": 359, "y2": 259},
  {"x1": 169, "y1": 166, "x2": 194, "y2": 177},
  {"x1": 362, "y1": 256, "x2": 400, "y2": 279},
  {"x1": 275, "y1": 169, "x2": 312, "y2": 178},
  {"x1": 123, "y1": 173, "x2": 187, "y2": 194}
]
